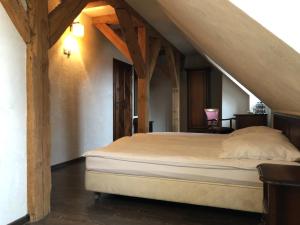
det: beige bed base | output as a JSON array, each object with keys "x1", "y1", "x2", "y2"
[{"x1": 85, "y1": 170, "x2": 263, "y2": 213}]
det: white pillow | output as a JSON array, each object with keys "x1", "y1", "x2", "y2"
[
  {"x1": 229, "y1": 126, "x2": 281, "y2": 137},
  {"x1": 220, "y1": 133, "x2": 300, "y2": 161}
]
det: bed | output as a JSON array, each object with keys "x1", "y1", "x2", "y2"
[{"x1": 85, "y1": 113, "x2": 300, "y2": 213}]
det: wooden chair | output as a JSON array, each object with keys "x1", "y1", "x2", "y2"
[{"x1": 204, "y1": 108, "x2": 235, "y2": 134}]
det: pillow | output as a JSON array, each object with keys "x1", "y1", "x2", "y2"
[
  {"x1": 229, "y1": 126, "x2": 281, "y2": 137},
  {"x1": 220, "y1": 132, "x2": 300, "y2": 161}
]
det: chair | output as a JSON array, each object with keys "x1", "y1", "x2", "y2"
[{"x1": 204, "y1": 108, "x2": 234, "y2": 134}]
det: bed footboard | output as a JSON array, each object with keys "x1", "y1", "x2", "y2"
[{"x1": 85, "y1": 170, "x2": 263, "y2": 213}]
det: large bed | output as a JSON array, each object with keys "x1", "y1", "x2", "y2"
[{"x1": 85, "y1": 113, "x2": 300, "y2": 213}]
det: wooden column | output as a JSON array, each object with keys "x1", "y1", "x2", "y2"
[
  {"x1": 173, "y1": 51, "x2": 182, "y2": 132},
  {"x1": 137, "y1": 26, "x2": 149, "y2": 133},
  {"x1": 172, "y1": 87, "x2": 180, "y2": 132},
  {"x1": 27, "y1": 0, "x2": 51, "y2": 221},
  {"x1": 165, "y1": 45, "x2": 181, "y2": 132}
]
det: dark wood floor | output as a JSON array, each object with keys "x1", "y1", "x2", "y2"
[{"x1": 28, "y1": 161, "x2": 261, "y2": 225}]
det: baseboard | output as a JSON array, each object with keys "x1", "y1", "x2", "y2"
[
  {"x1": 7, "y1": 214, "x2": 30, "y2": 225},
  {"x1": 51, "y1": 157, "x2": 85, "y2": 171}
]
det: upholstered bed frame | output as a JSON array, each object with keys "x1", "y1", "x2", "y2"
[{"x1": 85, "y1": 113, "x2": 300, "y2": 213}]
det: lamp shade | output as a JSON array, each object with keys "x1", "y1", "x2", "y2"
[{"x1": 72, "y1": 22, "x2": 84, "y2": 37}]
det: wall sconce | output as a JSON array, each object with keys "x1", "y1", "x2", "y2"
[
  {"x1": 63, "y1": 35, "x2": 77, "y2": 57},
  {"x1": 63, "y1": 22, "x2": 84, "y2": 57},
  {"x1": 71, "y1": 22, "x2": 84, "y2": 38}
]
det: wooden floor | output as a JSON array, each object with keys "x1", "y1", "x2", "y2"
[{"x1": 28, "y1": 160, "x2": 261, "y2": 225}]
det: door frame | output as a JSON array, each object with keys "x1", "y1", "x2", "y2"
[
  {"x1": 186, "y1": 68, "x2": 211, "y2": 132},
  {"x1": 113, "y1": 58, "x2": 133, "y2": 140}
]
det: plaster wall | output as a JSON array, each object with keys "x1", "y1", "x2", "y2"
[
  {"x1": 49, "y1": 13, "x2": 129, "y2": 165},
  {"x1": 0, "y1": 5, "x2": 27, "y2": 224}
]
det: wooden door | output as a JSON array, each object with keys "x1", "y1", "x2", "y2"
[
  {"x1": 187, "y1": 69, "x2": 209, "y2": 132},
  {"x1": 113, "y1": 59, "x2": 133, "y2": 140}
]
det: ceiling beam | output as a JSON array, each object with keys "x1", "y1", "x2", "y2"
[
  {"x1": 107, "y1": 0, "x2": 181, "y2": 55},
  {"x1": 1, "y1": 0, "x2": 30, "y2": 43},
  {"x1": 85, "y1": 0, "x2": 109, "y2": 9},
  {"x1": 48, "y1": 0, "x2": 91, "y2": 48},
  {"x1": 93, "y1": 14, "x2": 119, "y2": 24},
  {"x1": 95, "y1": 23, "x2": 132, "y2": 62}
]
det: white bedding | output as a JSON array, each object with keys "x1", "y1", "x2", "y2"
[{"x1": 85, "y1": 133, "x2": 299, "y2": 186}]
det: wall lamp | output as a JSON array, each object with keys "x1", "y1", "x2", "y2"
[{"x1": 63, "y1": 22, "x2": 84, "y2": 57}]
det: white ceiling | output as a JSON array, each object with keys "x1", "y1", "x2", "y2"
[{"x1": 125, "y1": 0, "x2": 197, "y2": 55}]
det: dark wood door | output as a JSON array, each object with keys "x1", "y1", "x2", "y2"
[
  {"x1": 113, "y1": 59, "x2": 133, "y2": 140},
  {"x1": 187, "y1": 69, "x2": 209, "y2": 132}
]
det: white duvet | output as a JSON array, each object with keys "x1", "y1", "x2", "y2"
[{"x1": 85, "y1": 133, "x2": 300, "y2": 170}]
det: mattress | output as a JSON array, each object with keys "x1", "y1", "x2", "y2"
[{"x1": 85, "y1": 133, "x2": 299, "y2": 187}]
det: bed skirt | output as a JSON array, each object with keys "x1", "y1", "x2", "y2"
[{"x1": 85, "y1": 170, "x2": 263, "y2": 213}]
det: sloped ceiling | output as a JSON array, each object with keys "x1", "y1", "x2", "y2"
[
  {"x1": 156, "y1": 0, "x2": 300, "y2": 115},
  {"x1": 125, "y1": 0, "x2": 196, "y2": 54}
]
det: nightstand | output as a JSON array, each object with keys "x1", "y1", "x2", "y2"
[{"x1": 257, "y1": 164, "x2": 300, "y2": 225}]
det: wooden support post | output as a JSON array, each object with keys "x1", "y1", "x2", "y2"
[
  {"x1": 113, "y1": 0, "x2": 149, "y2": 132},
  {"x1": 137, "y1": 77, "x2": 149, "y2": 133},
  {"x1": 165, "y1": 45, "x2": 181, "y2": 131},
  {"x1": 137, "y1": 26, "x2": 149, "y2": 133},
  {"x1": 172, "y1": 87, "x2": 180, "y2": 132},
  {"x1": 26, "y1": 0, "x2": 51, "y2": 221}
]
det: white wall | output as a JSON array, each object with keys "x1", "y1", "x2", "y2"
[
  {"x1": 222, "y1": 75, "x2": 249, "y2": 128},
  {"x1": 150, "y1": 58, "x2": 173, "y2": 132},
  {"x1": 0, "y1": 5, "x2": 27, "y2": 225},
  {"x1": 49, "y1": 13, "x2": 129, "y2": 165}
]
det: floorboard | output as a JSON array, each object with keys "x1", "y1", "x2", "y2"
[{"x1": 28, "y1": 161, "x2": 261, "y2": 225}]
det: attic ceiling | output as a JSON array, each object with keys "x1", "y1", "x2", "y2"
[
  {"x1": 156, "y1": 0, "x2": 300, "y2": 115},
  {"x1": 124, "y1": 0, "x2": 197, "y2": 55}
]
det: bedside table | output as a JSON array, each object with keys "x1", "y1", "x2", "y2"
[{"x1": 257, "y1": 164, "x2": 300, "y2": 225}]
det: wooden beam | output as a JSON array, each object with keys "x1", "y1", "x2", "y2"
[
  {"x1": 108, "y1": 0, "x2": 181, "y2": 54},
  {"x1": 149, "y1": 38, "x2": 161, "y2": 80},
  {"x1": 136, "y1": 26, "x2": 150, "y2": 133},
  {"x1": 165, "y1": 45, "x2": 179, "y2": 88},
  {"x1": 93, "y1": 14, "x2": 119, "y2": 24},
  {"x1": 138, "y1": 26, "x2": 147, "y2": 62},
  {"x1": 95, "y1": 23, "x2": 132, "y2": 62},
  {"x1": 137, "y1": 77, "x2": 149, "y2": 133},
  {"x1": 112, "y1": 0, "x2": 149, "y2": 132},
  {"x1": 113, "y1": 3, "x2": 146, "y2": 78},
  {"x1": 1, "y1": 0, "x2": 30, "y2": 43},
  {"x1": 49, "y1": 0, "x2": 89, "y2": 48},
  {"x1": 85, "y1": 0, "x2": 109, "y2": 8},
  {"x1": 26, "y1": 0, "x2": 51, "y2": 222},
  {"x1": 172, "y1": 87, "x2": 180, "y2": 132}
]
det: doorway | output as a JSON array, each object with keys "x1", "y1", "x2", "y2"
[
  {"x1": 186, "y1": 68, "x2": 222, "y2": 132},
  {"x1": 113, "y1": 59, "x2": 133, "y2": 140},
  {"x1": 187, "y1": 69, "x2": 209, "y2": 132}
]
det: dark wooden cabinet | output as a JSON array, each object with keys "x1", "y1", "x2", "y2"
[
  {"x1": 235, "y1": 114, "x2": 267, "y2": 129},
  {"x1": 257, "y1": 164, "x2": 300, "y2": 225}
]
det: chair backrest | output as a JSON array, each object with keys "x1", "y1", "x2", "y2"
[{"x1": 204, "y1": 108, "x2": 219, "y2": 126}]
